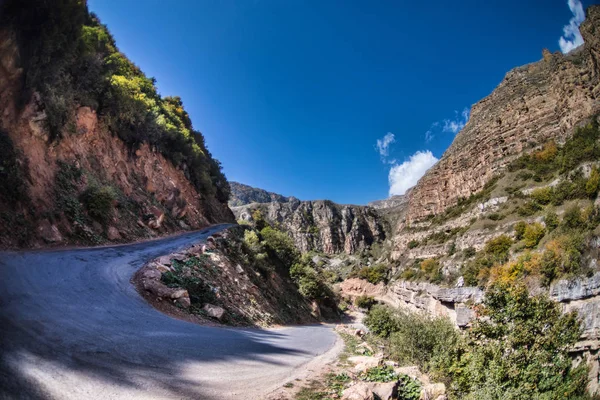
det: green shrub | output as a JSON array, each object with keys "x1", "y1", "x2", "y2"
[
  {"x1": 355, "y1": 264, "x2": 389, "y2": 284},
  {"x1": 289, "y1": 256, "x2": 331, "y2": 301},
  {"x1": 544, "y1": 210, "x2": 559, "y2": 231},
  {"x1": 586, "y1": 166, "x2": 600, "y2": 198},
  {"x1": 516, "y1": 200, "x2": 542, "y2": 216},
  {"x1": 530, "y1": 187, "x2": 553, "y2": 205},
  {"x1": 396, "y1": 374, "x2": 422, "y2": 400},
  {"x1": 361, "y1": 365, "x2": 398, "y2": 382},
  {"x1": 562, "y1": 205, "x2": 583, "y2": 230},
  {"x1": 363, "y1": 305, "x2": 399, "y2": 338},
  {"x1": 54, "y1": 161, "x2": 84, "y2": 222},
  {"x1": 0, "y1": 130, "x2": 29, "y2": 205},
  {"x1": 522, "y1": 222, "x2": 545, "y2": 248},
  {"x1": 540, "y1": 233, "x2": 585, "y2": 286},
  {"x1": 260, "y1": 226, "x2": 298, "y2": 266},
  {"x1": 486, "y1": 212, "x2": 504, "y2": 221},
  {"x1": 513, "y1": 221, "x2": 527, "y2": 240},
  {"x1": 440, "y1": 283, "x2": 587, "y2": 400},
  {"x1": 483, "y1": 235, "x2": 512, "y2": 263},
  {"x1": 354, "y1": 295, "x2": 376, "y2": 309},
  {"x1": 389, "y1": 312, "x2": 459, "y2": 371},
  {"x1": 81, "y1": 185, "x2": 115, "y2": 223},
  {"x1": 420, "y1": 258, "x2": 443, "y2": 284}
]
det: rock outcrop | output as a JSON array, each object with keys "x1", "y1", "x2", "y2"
[
  {"x1": 232, "y1": 199, "x2": 387, "y2": 254},
  {"x1": 404, "y1": 6, "x2": 600, "y2": 225}
]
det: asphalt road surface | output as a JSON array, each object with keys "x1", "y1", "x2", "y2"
[{"x1": 0, "y1": 225, "x2": 339, "y2": 400}]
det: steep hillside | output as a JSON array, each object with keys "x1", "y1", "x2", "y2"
[
  {"x1": 0, "y1": 1, "x2": 234, "y2": 248},
  {"x1": 231, "y1": 191, "x2": 387, "y2": 255},
  {"x1": 228, "y1": 181, "x2": 295, "y2": 207},
  {"x1": 404, "y1": 6, "x2": 600, "y2": 225}
]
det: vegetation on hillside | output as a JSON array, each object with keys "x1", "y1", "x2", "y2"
[
  {"x1": 364, "y1": 284, "x2": 590, "y2": 400},
  {"x1": 241, "y1": 210, "x2": 338, "y2": 310},
  {"x1": 403, "y1": 120, "x2": 600, "y2": 288},
  {"x1": 0, "y1": 0, "x2": 229, "y2": 202}
]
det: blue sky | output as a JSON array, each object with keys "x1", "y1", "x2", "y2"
[{"x1": 88, "y1": 0, "x2": 593, "y2": 205}]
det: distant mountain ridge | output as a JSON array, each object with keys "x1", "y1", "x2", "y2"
[{"x1": 228, "y1": 182, "x2": 297, "y2": 207}]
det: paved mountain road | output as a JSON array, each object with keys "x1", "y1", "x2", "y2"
[{"x1": 0, "y1": 225, "x2": 339, "y2": 400}]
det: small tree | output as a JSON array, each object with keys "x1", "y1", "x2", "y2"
[{"x1": 522, "y1": 222, "x2": 545, "y2": 248}]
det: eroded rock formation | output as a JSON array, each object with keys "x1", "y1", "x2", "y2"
[{"x1": 232, "y1": 199, "x2": 387, "y2": 254}]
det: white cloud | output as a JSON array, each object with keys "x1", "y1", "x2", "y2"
[
  {"x1": 424, "y1": 122, "x2": 439, "y2": 143},
  {"x1": 388, "y1": 150, "x2": 438, "y2": 196},
  {"x1": 376, "y1": 132, "x2": 395, "y2": 158},
  {"x1": 559, "y1": 0, "x2": 585, "y2": 54},
  {"x1": 442, "y1": 108, "x2": 470, "y2": 134}
]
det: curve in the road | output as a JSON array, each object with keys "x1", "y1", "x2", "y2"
[{"x1": 0, "y1": 225, "x2": 338, "y2": 400}]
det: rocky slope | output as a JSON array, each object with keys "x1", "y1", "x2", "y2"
[
  {"x1": 229, "y1": 181, "x2": 296, "y2": 207},
  {"x1": 232, "y1": 195, "x2": 387, "y2": 255},
  {"x1": 0, "y1": 2, "x2": 234, "y2": 248},
  {"x1": 404, "y1": 6, "x2": 600, "y2": 226}
]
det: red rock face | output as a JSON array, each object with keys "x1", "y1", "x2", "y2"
[
  {"x1": 404, "y1": 6, "x2": 600, "y2": 227},
  {"x1": 0, "y1": 30, "x2": 233, "y2": 248}
]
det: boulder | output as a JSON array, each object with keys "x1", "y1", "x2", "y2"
[
  {"x1": 142, "y1": 268, "x2": 162, "y2": 281},
  {"x1": 203, "y1": 304, "x2": 226, "y2": 321},
  {"x1": 357, "y1": 342, "x2": 374, "y2": 355},
  {"x1": 171, "y1": 253, "x2": 186, "y2": 261},
  {"x1": 157, "y1": 255, "x2": 172, "y2": 266},
  {"x1": 170, "y1": 289, "x2": 188, "y2": 299},
  {"x1": 394, "y1": 366, "x2": 429, "y2": 385},
  {"x1": 175, "y1": 296, "x2": 191, "y2": 309},
  {"x1": 420, "y1": 383, "x2": 446, "y2": 400},
  {"x1": 107, "y1": 226, "x2": 121, "y2": 240},
  {"x1": 348, "y1": 355, "x2": 382, "y2": 373},
  {"x1": 155, "y1": 264, "x2": 172, "y2": 273},
  {"x1": 368, "y1": 381, "x2": 398, "y2": 400},
  {"x1": 37, "y1": 220, "x2": 62, "y2": 243},
  {"x1": 142, "y1": 279, "x2": 175, "y2": 298},
  {"x1": 148, "y1": 213, "x2": 164, "y2": 229},
  {"x1": 341, "y1": 382, "x2": 374, "y2": 400}
]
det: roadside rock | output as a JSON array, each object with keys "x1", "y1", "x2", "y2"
[
  {"x1": 368, "y1": 381, "x2": 398, "y2": 400},
  {"x1": 37, "y1": 220, "x2": 62, "y2": 243},
  {"x1": 175, "y1": 296, "x2": 191, "y2": 308},
  {"x1": 348, "y1": 355, "x2": 382, "y2": 373},
  {"x1": 341, "y1": 382, "x2": 374, "y2": 400},
  {"x1": 203, "y1": 304, "x2": 226, "y2": 321},
  {"x1": 142, "y1": 268, "x2": 162, "y2": 280},
  {"x1": 420, "y1": 383, "x2": 446, "y2": 400},
  {"x1": 394, "y1": 366, "x2": 429, "y2": 385},
  {"x1": 106, "y1": 226, "x2": 121, "y2": 240}
]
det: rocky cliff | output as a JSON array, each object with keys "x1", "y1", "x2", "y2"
[
  {"x1": 0, "y1": 2, "x2": 234, "y2": 248},
  {"x1": 232, "y1": 197, "x2": 387, "y2": 255},
  {"x1": 228, "y1": 181, "x2": 296, "y2": 207},
  {"x1": 404, "y1": 6, "x2": 600, "y2": 225}
]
